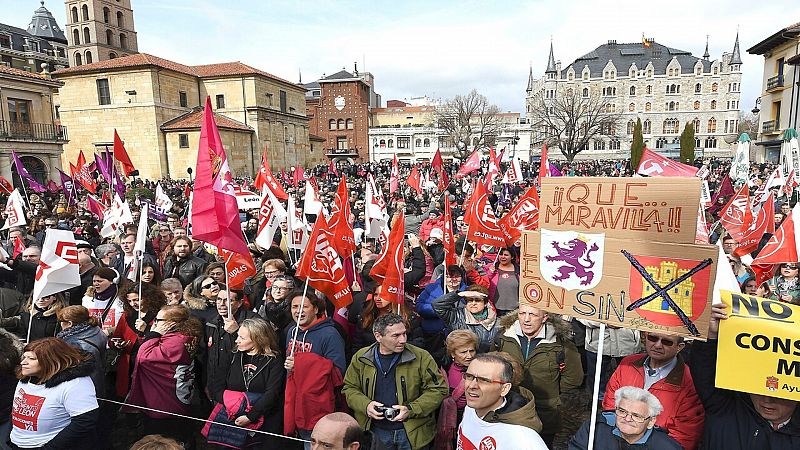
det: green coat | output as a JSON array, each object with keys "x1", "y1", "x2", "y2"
[
  {"x1": 494, "y1": 312, "x2": 584, "y2": 435},
  {"x1": 343, "y1": 343, "x2": 448, "y2": 449}
]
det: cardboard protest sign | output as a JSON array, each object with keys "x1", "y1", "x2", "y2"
[
  {"x1": 520, "y1": 229, "x2": 717, "y2": 338},
  {"x1": 717, "y1": 290, "x2": 800, "y2": 401},
  {"x1": 539, "y1": 177, "x2": 701, "y2": 244}
]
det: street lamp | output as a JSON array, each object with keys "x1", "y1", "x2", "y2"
[{"x1": 752, "y1": 97, "x2": 761, "y2": 115}]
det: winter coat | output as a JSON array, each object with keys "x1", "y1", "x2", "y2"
[
  {"x1": 0, "y1": 328, "x2": 21, "y2": 421},
  {"x1": 569, "y1": 412, "x2": 682, "y2": 450},
  {"x1": 415, "y1": 277, "x2": 467, "y2": 335},
  {"x1": 343, "y1": 343, "x2": 448, "y2": 450},
  {"x1": 111, "y1": 253, "x2": 158, "y2": 282},
  {"x1": 432, "y1": 291, "x2": 499, "y2": 353},
  {"x1": 66, "y1": 262, "x2": 98, "y2": 306},
  {"x1": 59, "y1": 324, "x2": 108, "y2": 397},
  {"x1": 494, "y1": 312, "x2": 584, "y2": 435},
  {"x1": 163, "y1": 255, "x2": 208, "y2": 288},
  {"x1": 204, "y1": 308, "x2": 260, "y2": 390},
  {"x1": 285, "y1": 317, "x2": 347, "y2": 375},
  {"x1": 111, "y1": 311, "x2": 155, "y2": 398},
  {"x1": 768, "y1": 274, "x2": 800, "y2": 304},
  {"x1": 0, "y1": 257, "x2": 36, "y2": 297},
  {"x1": 284, "y1": 351, "x2": 343, "y2": 434},
  {"x1": 18, "y1": 303, "x2": 61, "y2": 341},
  {"x1": 403, "y1": 247, "x2": 428, "y2": 291},
  {"x1": 419, "y1": 216, "x2": 445, "y2": 242},
  {"x1": 183, "y1": 285, "x2": 217, "y2": 325},
  {"x1": 690, "y1": 339, "x2": 800, "y2": 450},
  {"x1": 483, "y1": 387, "x2": 543, "y2": 433},
  {"x1": 580, "y1": 319, "x2": 642, "y2": 356},
  {"x1": 603, "y1": 354, "x2": 704, "y2": 450}
]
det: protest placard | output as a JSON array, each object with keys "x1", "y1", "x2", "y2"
[
  {"x1": 717, "y1": 290, "x2": 800, "y2": 401},
  {"x1": 520, "y1": 229, "x2": 717, "y2": 338},
  {"x1": 539, "y1": 177, "x2": 701, "y2": 244}
]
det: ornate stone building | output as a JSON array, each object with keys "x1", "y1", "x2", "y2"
[
  {"x1": 63, "y1": 0, "x2": 139, "y2": 66},
  {"x1": 0, "y1": 2, "x2": 69, "y2": 73},
  {"x1": 526, "y1": 37, "x2": 744, "y2": 159}
]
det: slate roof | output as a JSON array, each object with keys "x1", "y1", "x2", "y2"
[
  {"x1": 0, "y1": 22, "x2": 61, "y2": 55},
  {"x1": 560, "y1": 41, "x2": 711, "y2": 79},
  {"x1": 0, "y1": 64, "x2": 62, "y2": 84},
  {"x1": 52, "y1": 53, "x2": 300, "y2": 89},
  {"x1": 160, "y1": 107, "x2": 253, "y2": 132},
  {"x1": 27, "y1": 1, "x2": 67, "y2": 43}
]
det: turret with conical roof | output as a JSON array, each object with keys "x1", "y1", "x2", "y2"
[
  {"x1": 546, "y1": 41, "x2": 557, "y2": 73},
  {"x1": 703, "y1": 35, "x2": 710, "y2": 60},
  {"x1": 730, "y1": 31, "x2": 742, "y2": 65},
  {"x1": 27, "y1": 1, "x2": 66, "y2": 44},
  {"x1": 526, "y1": 63, "x2": 534, "y2": 93}
]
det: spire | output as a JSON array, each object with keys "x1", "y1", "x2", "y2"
[
  {"x1": 703, "y1": 35, "x2": 710, "y2": 60},
  {"x1": 526, "y1": 63, "x2": 534, "y2": 93},
  {"x1": 298, "y1": 68, "x2": 302, "y2": 84},
  {"x1": 730, "y1": 31, "x2": 742, "y2": 65},
  {"x1": 546, "y1": 40, "x2": 557, "y2": 73}
]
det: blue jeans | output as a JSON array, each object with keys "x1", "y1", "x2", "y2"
[
  {"x1": 371, "y1": 426, "x2": 425, "y2": 450},
  {"x1": 585, "y1": 351, "x2": 622, "y2": 403}
]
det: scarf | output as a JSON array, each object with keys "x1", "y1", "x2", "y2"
[
  {"x1": 95, "y1": 284, "x2": 118, "y2": 302},
  {"x1": 57, "y1": 321, "x2": 93, "y2": 340},
  {"x1": 465, "y1": 304, "x2": 497, "y2": 331}
]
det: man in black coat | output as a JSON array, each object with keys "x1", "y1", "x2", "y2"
[{"x1": 163, "y1": 236, "x2": 208, "y2": 287}]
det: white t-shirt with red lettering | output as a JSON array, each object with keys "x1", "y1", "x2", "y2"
[
  {"x1": 82, "y1": 295, "x2": 124, "y2": 334},
  {"x1": 457, "y1": 406, "x2": 548, "y2": 450},
  {"x1": 10, "y1": 377, "x2": 98, "y2": 447}
]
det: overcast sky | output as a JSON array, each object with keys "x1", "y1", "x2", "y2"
[{"x1": 5, "y1": 0, "x2": 799, "y2": 113}]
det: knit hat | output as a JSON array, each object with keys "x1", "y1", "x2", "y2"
[{"x1": 430, "y1": 228, "x2": 444, "y2": 240}]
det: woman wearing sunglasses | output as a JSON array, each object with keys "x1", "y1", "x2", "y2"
[
  {"x1": 768, "y1": 263, "x2": 800, "y2": 304},
  {"x1": 183, "y1": 274, "x2": 222, "y2": 324}
]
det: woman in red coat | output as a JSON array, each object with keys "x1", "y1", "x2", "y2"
[{"x1": 111, "y1": 283, "x2": 166, "y2": 398}]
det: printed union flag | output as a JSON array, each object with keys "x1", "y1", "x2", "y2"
[{"x1": 295, "y1": 214, "x2": 353, "y2": 308}]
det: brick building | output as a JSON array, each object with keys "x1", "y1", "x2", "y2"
[{"x1": 304, "y1": 68, "x2": 381, "y2": 162}]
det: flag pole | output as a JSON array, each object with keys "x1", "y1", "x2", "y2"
[
  {"x1": 25, "y1": 302, "x2": 34, "y2": 344},
  {"x1": 587, "y1": 323, "x2": 606, "y2": 450},
  {"x1": 288, "y1": 279, "x2": 309, "y2": 359},
  {"x1": 224, "y1": 251, "x2": 233, "y2": 319},
  {"x1": 136, "y1": 253, "x2": 143, "y2": 320}
]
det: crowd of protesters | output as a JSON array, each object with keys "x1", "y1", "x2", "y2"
[{"x1": 0, "y1": 154, "x2": 798, "y2": 450}]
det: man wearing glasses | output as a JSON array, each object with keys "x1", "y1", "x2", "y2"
[
  {"x1": 603, "y1": 332, "x2": 704, "y2": 450},
  {"x1": 255, "y1": 275, "x2": 295, "y2": 332},
  {"x1": 343, "y1": 313, "x2": 446, "y2": 450},
  {"x1": 457, "y1": 354, "x2": 548, "y2": 449},
  {"x1": 570, "y1": 386, "x2": 680, "y2": 449}
]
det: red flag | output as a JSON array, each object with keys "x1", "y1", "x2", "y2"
[
  {"x1": 329, "y1": 176, "x2": 356, "y2": 257},
  {"x1": 443, "y1": 198, "x2": 457, "y2": 267},
  {"x1": 190, "y1": 97, "x2": 250, "y2": 256},
  {"x1": 752, "y1": 263, "x2": 776, "y2": 286},
  {"x1": 370, "y1": 212, "x2": 405, "y2": 304},
  {"x1": 498, "y1": 186, "x2": 540, "y2": 245},
  {"x1": 407, "y1": 166, "x2": 422, "y2": 195},
  {"x1": 636, "y1": 147, "x2": 700, "y2": 177},
  {"x1": 486, "y1": 148, "x2": 501, "y2": 186},
  {"x1": 328, "y1": 160, "x2": 339, "y2": 177},
  {"x1": 708, "y1": 175, "x2": 735, "y2": 214},
  {"x1": 719, "y1": 184, "x2": 752, "y2": 242},
  {"x1": 432, "y1": 148, "x2": 444, "y2": 175},
  {"x1": 292, "y1": 166, "x2": 305, "y2": 187},
  {"x1": 254, "y1": 149, "x2": 288, "y2": 201},
  {"x1": 456, "y1": 150, "x2": 481, "y2": 178},
  {"x1": 0, "y1": 177, "x2": 13, "y2": 194},
  {"x1": 437, "y1": 169, "x2": 450, "y2": 192},
  {"x1": 753, "y1": 205, "x2": 800, "y2": 264},
  {"x1": 538, "y1": 144, "x2": 549, "y2": 186},
  {"x1": 184, "y1": 183, "x2": 191, "y2": 199},
  {"x1": 783, "y1": 169, "x2": 799, "y2": 197},
  {"x1": 12, "y1": 236, "x2": 25, "y2": 259},
  {"x1": 295, "y1": 214, "x2": 353, "y2": 308},
  {"x1": 734, "y1": 195, "x2": 775, "y2": 257},
  {"x1": 113, "y1": 129, "x2": 136, "y2": 176},
  {"x1": 86, "y1": 194, "x2": 107, "y2": 220},
  {"x1": 389, "y1": 154, "x2": 399, "y2": 195},
  {"x1": 220, "y1": 249, "x2": 256, "y2": 290},
  {"x1": 465, "y1": 178, "x2": 505, "y2": 248}
]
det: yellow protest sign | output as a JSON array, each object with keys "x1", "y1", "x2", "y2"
[{"x1": 717, "y1": 290, "x2": 800, "y2": 401}]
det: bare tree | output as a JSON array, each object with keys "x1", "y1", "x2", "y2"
[
  {"x1": 738, "y1": 111, "x2": 759, "y2": 138},
  {"x1": 529, "y1": 88, "x2": 623, "y2": 162},
  {"x1": 436, "y1": 89, "x2": 500, "y2": 160}
]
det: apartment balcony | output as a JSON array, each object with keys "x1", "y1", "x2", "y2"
[
  {"x1": 766, "y1": 75, "x2": 784, "y2": 92},
  {"x1": 762, "y1": 120, "x2": 778, "y2": 134},
  {"x1": 325, "y1": 147, "x2": 359, "y2": 157},
  {"x1": 0, "y1": 120, "x2": 68, "y2": 142}
]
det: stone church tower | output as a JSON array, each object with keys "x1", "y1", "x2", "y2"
[{"x1": 63, "y1": 0, "x2": 138, "y2": 66}]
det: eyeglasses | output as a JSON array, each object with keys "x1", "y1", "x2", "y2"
[
  {"x1": 615, "y1": 406, "x2": 651, "y2": 423},
  {"x1": 465, "y1": 298, "x2": 486, "y2": 303},
  {"x1": 646, "y1": 334, "x2": 676, "y2": 347},
  {"x1": 462, "y1": 372, "x2": 508, "y2": 386},
  {"x1": 202, "y1": 281, "x2": 219, "y2": 289},
  {"x1": 153, "y1": 317, "x2": 166, "y2": 323},
  {"x1": 272, "y1": 286, "x2": 290, "y2": 291},
  {"x1": 784, "y1": 265, "x2": 799, "y2": 270}
]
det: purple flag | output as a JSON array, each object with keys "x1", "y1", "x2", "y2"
[
  {"x1": 57, "y1": 168, "x2": 76, "y2": 206},
  {"x1": 95, "y1": 151, "x2": 111, "y2": 184},
  {"x1": 548, "y1": 161, "x2": 563, "y2": 177},
  {"x1": 11, "y1": 150, "x2": 46, "y2": 192},
  {"x1": 113, "y1": 168, "x2": 126, "y2": 198},
  {"x1": 140, "y1": 198, "x2": 168, "y2": 222}
]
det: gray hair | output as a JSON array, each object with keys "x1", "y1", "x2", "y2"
[
  {"x1": 614, "y1": 386, "x2": 663, "y2": 418},
  {"x1": 95, "y1": 244, "x2": 117, "y2": 258},
  {"x1": 160, "y1": 278, "x2": 183, "y2": 292},
  {"x1": 373, "y1": 313, "x2": 406, "y2": 336}
]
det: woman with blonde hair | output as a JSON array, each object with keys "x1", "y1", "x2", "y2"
[
  {"x1": 10, "y1": 337, "x2": 99, "y2": 449},
  {"x1": 124, "y1": 304, "x2": 203, "y2": 448},
  {"x1": 3, "y1": 292, "x2": 67, "y2": 342},
  {"x1": 206, "y1": 318, "x2": 285, "y2": 448}
]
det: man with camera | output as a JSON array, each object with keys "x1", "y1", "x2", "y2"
[{"x1": 343, "y1": 313, "x2": 447, "y2": 450}]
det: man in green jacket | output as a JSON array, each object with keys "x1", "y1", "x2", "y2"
[
  {"x1": 494, "y1": 304, "x2": 584, "y2": 448},
  {"x1": 343, "y1": 313, "x2": 447, "y2": 450}
]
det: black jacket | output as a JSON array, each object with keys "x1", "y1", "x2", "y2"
[
  {"x1": 163, "y1": 255, "x2": 208, "y2": 287},
  {"x1": 569, "y1": 412, "x2": 682, "y2": 450},
  {"x1": 204, "y1": 308, "x2": 260, "y2": 389},
  {"x1": 0, "y1": 257, "x2": 36, "y2": 297},
  {"x1": 690, "y1": 340, "x2": 800, "y2": 450}
]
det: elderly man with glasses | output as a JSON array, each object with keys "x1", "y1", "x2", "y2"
[
  {"x1": 570, "y1": 386, "x2": 681, "y2": 449},
  {"x1": 603, "y1": 332, "x2": 704, "y2": 450}
]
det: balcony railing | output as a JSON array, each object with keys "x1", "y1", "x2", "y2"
[
  {"x1": 0, "y1": 120, "x2": 68, "y2": 142},
  {"x1": 762, "y1": 120, "x2": 777, "y2": 134},
  {"x1": 767, "y1": 75, "x2": 784, "y2": 91},
  {"x1": 325, "y1": 148, "x2": 359, "y2": 156}
]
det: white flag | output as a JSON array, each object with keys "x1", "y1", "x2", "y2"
[
  {"x1": 713, "y1": 238, "x2": 742, "y2": 305},
  {"x1": 302, "y1": 180, "x2": 323, "y2": 216},
  {"x1": 134, "y1": 205, "x2": 148, "y2": 255},
  {"x1": 2, "y1": 189, "x2": 27, "y2": 230},
  {"x1": 730, "y1": 137, "x2": 750, "y2": 183},
  {"x1": 287, "y1": 196, "x2": 309, "y2": 251},
  {"x1": 32, "y1": 229, "x2": 80, "y2": 301},
  {"x1": 365, "y1": 175, "x2": 388, "y2": 238},
  {"x1": 255, "y1": 187, "x2": 287, "y2": 249},
  {"x1": 501, "y1": 158, "x2": 523, "y2": 184},
  {"x1": 155, "y1": 183, "x2": 173, "y2": 212}
]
